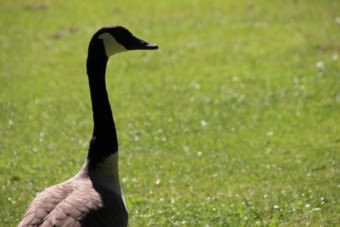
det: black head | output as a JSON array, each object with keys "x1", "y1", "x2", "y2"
[{"x1": 92, "y1": 26, "x2": 158, "y2": 57}]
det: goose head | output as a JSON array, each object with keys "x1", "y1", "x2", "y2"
[{"x1": 90, "y1": 26, "x2": 158, "y2": 57}]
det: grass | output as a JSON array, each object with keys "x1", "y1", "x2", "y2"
[{"x1": 0, "y1": 0, "x2": 339, "y2": 226}]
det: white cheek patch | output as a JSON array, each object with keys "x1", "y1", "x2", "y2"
[{"x1": 98, "y1": 32, "x2": 127, "y2": 57}]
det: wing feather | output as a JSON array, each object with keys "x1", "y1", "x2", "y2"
[{"x1": 18, "y1": 178, "x2": 128, "y2": 227}]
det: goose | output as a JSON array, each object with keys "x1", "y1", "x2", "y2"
[{"x1": 18, "y1": 25, "x2": 158, "y2": 227}]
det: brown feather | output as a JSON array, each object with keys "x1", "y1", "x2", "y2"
[{"x1": 18, "y1": 175, "x2": 127, "y2": 227}]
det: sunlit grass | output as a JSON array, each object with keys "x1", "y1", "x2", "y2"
[{"x1": 1, "y1": 0, "x2": 339, "y2": 226}]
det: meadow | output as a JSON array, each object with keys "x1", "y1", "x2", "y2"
[{"x1": 0, "y1": 0, "x2": 339, "y2": 226}]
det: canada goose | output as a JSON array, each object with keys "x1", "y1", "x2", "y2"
[{"x1": 18, "y1": 26, "x2": 158, "y2": 227}]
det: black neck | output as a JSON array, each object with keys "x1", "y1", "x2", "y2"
[{"x1": 86, "y1": 43, "x2": 118, "y2": 168}]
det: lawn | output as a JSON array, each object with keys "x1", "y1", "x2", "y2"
[{"x1": 0, "y1": 0, "x2": 339, "y2": 226}]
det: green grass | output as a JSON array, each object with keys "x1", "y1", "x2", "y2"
[{"x1": 1, "y1": 0, "x2": 339, "y2": 226}]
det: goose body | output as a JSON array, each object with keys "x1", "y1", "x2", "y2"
[{"x1": 18, "y1": 26, "x2": 158, "y2": 227}]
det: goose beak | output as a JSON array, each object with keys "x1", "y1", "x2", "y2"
[
  {"x1": 141, "y1": 42, "x2": 159, "y2": 50},
  {"x1": 127, "y1": 35, "x2": 158, "y2": 50}
]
